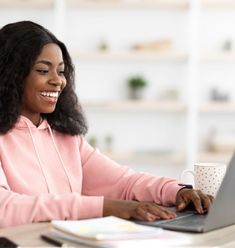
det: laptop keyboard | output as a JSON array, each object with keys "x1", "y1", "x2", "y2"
[
  {"x1": 157, "y1": 214, "x2": 207, "y2": 232},
  {"x1": 160, "y1": 214, "x2": 206, "y2": 226},
  {"x1": 135, "y1": 211, "x2": 207, "y2": 232}
]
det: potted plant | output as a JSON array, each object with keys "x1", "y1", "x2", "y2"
[{"x1": 127, "y1": 75, "x2": 148, "y2": 100}]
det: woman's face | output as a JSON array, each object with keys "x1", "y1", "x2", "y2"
[{"x1": 21, "y1": 43, "x2": 66, "y2": 125}]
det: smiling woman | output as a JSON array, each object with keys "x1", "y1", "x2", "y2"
[
  {"x1": 0, "y1": 21, "x2": 87, "y2": 135},
  {"x1": 21, "y1": 43, "x2": 66, "y2": 125},
  {"x1": 0, "y1": 21, "x2": 212, "y2": 228}
]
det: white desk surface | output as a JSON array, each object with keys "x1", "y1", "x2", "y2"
[{"x1": 1, "y1": 222, "x2": 235, "y2": 247}]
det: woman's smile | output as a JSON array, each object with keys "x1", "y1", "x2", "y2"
[{"x1": 39, "y1": 91, "x2": 60, "y2": 104}]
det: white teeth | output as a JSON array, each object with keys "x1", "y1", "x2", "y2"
[{"x1": 40, "y1": 91, "x2": 59, "y2": 98}]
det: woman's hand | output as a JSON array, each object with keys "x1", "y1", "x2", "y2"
[
  {"x1": 103, "y1": 198, "x2": 176, "y2": 222},
  {"x1": 176, "y1": 188, "x2": 214, "y2": 214}
]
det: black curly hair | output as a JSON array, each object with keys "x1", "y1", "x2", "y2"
[{"x1": 0, "y1": 21, "x2": 88, "y2": 135}]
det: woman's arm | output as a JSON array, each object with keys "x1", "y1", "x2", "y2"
[
  {"x1": 0, "y1": 163, "x2": 104, "y2": 228},
  {"x1": 80, "y1": 137, "x2": 212, "y2": 219},
  {"x1": 80, "y1": 136, "x2": 182, "y2": 205}
]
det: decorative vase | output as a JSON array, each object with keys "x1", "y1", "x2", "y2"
[{"x1": 129, "y1": 87, "x2": 145, "y2": 100}]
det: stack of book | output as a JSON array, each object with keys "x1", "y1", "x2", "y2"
[{"x1": 47, "y1": 216, "x2": 191, "y2": 247}]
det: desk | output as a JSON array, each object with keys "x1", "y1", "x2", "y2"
[{"x1": 2, "y1": 222, "x2": 235, "y2": 247}]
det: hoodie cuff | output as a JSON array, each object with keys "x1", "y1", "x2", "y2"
[
  {"x1": 162, "y1": 182, "x2": 185, "y2": 205},
  {"x1": 75, "y1": 195, "x2": 104, "y2": 219}
]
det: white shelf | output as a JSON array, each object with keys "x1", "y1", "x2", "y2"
[
  {"x1": 104, "y1": 151, "x2": 185, "y2": 165},
  {"x1": 67, "y1": 0, "x2": 188, "y2": 9},
  {"x1": 0, "y1": 0, "x2": 188, "y2": 10},
  {"x1": 202, "y1": 0, "x2": 235, "y2": 8},
  {"x1": 74, "y1": 50, "x2": 235, "y2": 63},
  {"x1": 0, "y1": 0, "x2": 54, "y2": 8},
  {"x1": 200, "y1": 102, "x2": 235, "y2": 113},
  {"x1": 84, "y1": 101, "x2": 235, "y2": 113},
  {"x1": 198, "y1": 152, "x2": 232, "y2": 163},
  {"x1": 82, "y1": 100, "x2": 186, "y2": 112},
  {"x1": 202, "y1": 51, "x2": 235, "y2": 63},
  {"x1": 72, "y1": 50, "x2": 187, "y2": 62}
]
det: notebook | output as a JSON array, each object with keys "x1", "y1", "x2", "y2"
[
  {"x1": 50, "y1": 216, "x2": 192, "y2": 247},
  {"x1": 136, "y1": 152, "x2": 235, "y2": 233}
]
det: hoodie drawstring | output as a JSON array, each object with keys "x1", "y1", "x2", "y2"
[
  {"x1": 25, "y1": 121, "x2": 73, "y2": 193},
  {"x1": 48, "y1": 125, "x2": 73, "y2": 192},
  {"x1": 25, "y1": 121, "x2": 51, "y2": 193}
]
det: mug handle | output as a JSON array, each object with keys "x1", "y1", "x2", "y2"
[{"x1": 180, "y1": 169, "x2": 195, "y2": 182}]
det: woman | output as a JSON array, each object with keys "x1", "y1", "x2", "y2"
[{"x1": 0, "y1": 21, "x2": 212, "y2": 227}]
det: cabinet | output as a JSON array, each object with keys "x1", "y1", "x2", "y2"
[{"x1": 1, "y1": 0, "x2": 235, "y2": 178}]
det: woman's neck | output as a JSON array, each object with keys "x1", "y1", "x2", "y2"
[{"x1": 21, "y1": 114, "x2": 42, "y2": 127}]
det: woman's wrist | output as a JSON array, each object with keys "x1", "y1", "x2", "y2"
[{"x1": 103, "y1": 198, "x2": 116, "y2": 217}]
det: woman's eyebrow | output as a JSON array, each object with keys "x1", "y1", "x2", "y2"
[{"x1": 35, "y1": 60, "x2": 64, "y2": 66}]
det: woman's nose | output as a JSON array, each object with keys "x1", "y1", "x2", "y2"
[
  {"x1": 49, "y1": 73, "x2": 62, "y2": 86},
  {"x1": 49, "y1": 79, "x2": 61, "y2": 86}
]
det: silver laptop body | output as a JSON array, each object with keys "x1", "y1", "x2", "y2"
[{"x1": 136, "y1": 152, "x2": 235, "y2": 233}]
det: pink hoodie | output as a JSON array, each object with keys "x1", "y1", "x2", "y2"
[{"x1": 0, "y1": 116, "x2": 183, "y2": 227}]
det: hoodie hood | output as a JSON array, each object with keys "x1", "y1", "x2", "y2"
[{"x1": 15, "y1": 115, "x2": 49, "y2": 130}]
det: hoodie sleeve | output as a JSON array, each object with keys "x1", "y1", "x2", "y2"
[
  {"x1": 80, "y1": 136, "x2": 183, "y2": 206},
  {"x1": 0, "y1": 162, "x2": 104, "y2": 228}
]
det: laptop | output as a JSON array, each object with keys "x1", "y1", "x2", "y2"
[{"x1": 135, "y1": 152, "x2": 235, "y2": 233}]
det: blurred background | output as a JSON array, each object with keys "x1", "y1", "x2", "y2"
[{"x1": 2, "y1": 0, "x2": 235, "y2": 180}]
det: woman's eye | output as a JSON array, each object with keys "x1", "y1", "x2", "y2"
[
  {"x1": 58, "y1": 70, "x2": 65, "y2": 75},
  {"x1": 36, "y1": 69, "x2": 48, "y2": 74}
]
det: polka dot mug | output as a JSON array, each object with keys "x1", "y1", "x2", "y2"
[{"x1": 181, "y1": 163, "x2": 227, "y2": 197}]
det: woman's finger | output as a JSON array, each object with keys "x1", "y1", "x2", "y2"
[
  {"x1": 135, "y1": 207, "x2": 160, "y2": 221},
  {"x1": 177, "y1": 189, "x2": 204, "y2": 214},
  {"x1": 176, "y1": 189, "x2": 192, "y2": 211},
  {"x1": 147, "y1": 203, "x2": 177, "y2": 219},
  {"x1": 136, "y1": 202, "x2": 176, "y2": 221},
  {"x1": 197, "y1": 191, "x2": 213, "y2": 211}
]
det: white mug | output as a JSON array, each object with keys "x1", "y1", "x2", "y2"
[{"x1": 181, "y1": 163, "x2": 226, "y2": 197}]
